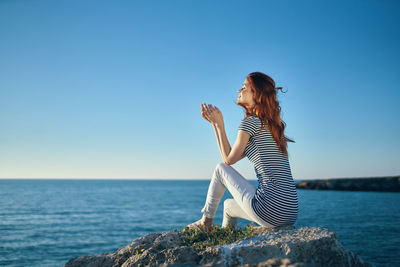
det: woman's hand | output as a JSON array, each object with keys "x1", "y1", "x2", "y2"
[{"x1": 201, "y1": 103, "x2": 224, "y2": 127}]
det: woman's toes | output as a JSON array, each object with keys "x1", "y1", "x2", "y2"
[
  {"x1": 186, "y1": 219, "x2": 213, "y2": 232},
  {"x1": 187, "y1": 219, "x2": 202, "y2": 229}
]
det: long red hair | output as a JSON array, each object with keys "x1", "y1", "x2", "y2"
[{"x1": 238, "y1": 72, "x2": 295, "y2": 156}]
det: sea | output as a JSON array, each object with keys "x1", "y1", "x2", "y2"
[{"x1": 0, "y1": 179, "x2": 399, "y2": 267}]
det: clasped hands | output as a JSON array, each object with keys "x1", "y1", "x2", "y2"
[{"x1": 201, "y1": 103, "x2": 224, "y2": 127}]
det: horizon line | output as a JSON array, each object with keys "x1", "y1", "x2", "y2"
[{"x1": 0, "y1": 174, "x2": 398, "y2": 181}]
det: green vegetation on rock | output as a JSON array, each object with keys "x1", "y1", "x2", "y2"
[{"x1": 172, "y1": 224, "x2": 256, "y2": 251}]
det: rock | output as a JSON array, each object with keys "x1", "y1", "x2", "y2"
[
  {"x1": 64, "y1": 225, "x2": 372, "y2": 267},
  {"x1": 296, "y1": 176, "x2": 400, "y2": 192}
]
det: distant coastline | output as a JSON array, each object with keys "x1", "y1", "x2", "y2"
[{"x1": 295, "y1": 175, "x2": 400, "y2": 192}]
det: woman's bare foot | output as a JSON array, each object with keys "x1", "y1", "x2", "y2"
[{"x1": 187, "y1": 216, "x2": 213, "y2": 232}]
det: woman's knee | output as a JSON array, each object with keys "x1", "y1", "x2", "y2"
[
  {"x1": 214, "y1": 162, "x2": 230, "y2": 177},
  {"x1": 215, "y1": 162, "x2": 228, "y2": 171},
  {"x1": 223, "y1": 199, "x2": 235, "y2": 211},
  {"x1": 213, "y1": 162, "x2": 224, "y2": 178}
]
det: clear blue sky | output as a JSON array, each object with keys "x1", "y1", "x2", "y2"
[{"x1": 1, "y1": 0, "x2": 399, "y2": 180}]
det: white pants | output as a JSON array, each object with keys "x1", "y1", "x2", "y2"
[{"x1": 201, "y1": 162, "x2": 275, "y2": 228}]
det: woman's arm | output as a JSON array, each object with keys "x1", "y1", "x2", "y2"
[
  {"x1": 212, "y1": 123, "x2": 230, "y2": 162},
  {"x1": 214, "y1": 124, "x2": 249, "y2": 165},
  {"x1": 202, "y1": 103, "x2": 250, "y2": 165},
  {"x1": 212, "y1": 123, "x2": 228, "y2": 158}
]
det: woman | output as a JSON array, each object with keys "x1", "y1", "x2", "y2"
[{"x1": 187, "y1": 72, "x2": 298, "y2": 231}]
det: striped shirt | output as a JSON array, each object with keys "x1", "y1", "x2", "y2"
[{"x1": 238, "y1": 115, "x2": 298, "y2": 226}]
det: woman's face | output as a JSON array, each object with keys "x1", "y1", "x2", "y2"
[{"x1": 236, "y1": 78, "x2": 255, "y2": 109}]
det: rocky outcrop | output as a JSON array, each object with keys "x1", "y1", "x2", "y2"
[
  {"x1": 64, "y1": 225, "x2": 371, "y2": 267},
  {"x1": 296, "y1": 176, "x2": 400, "y2": 192}
]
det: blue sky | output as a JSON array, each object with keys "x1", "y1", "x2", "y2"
[{"x1": 0, "y1": 0, "x2": 399, "y2": 180}]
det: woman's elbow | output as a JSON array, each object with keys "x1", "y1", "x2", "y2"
[{"x1": 224, "y1": 158, "x2": 237, "y2": 165}]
